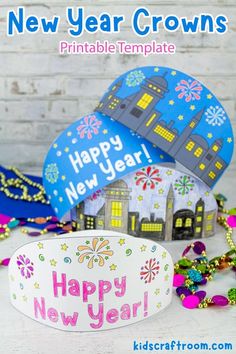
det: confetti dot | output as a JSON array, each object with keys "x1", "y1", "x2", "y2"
[
  {"x1": 72, "y1": 138, "x2": 78, "y2": 144},
  {"x1": 53, "y1": 190, "x2": 58, "y2": 196},
  {"x1": 56, "y1": 151, "x2": 62, "y2": 157}
]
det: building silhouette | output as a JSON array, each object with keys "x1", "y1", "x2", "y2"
[
  {"x1": 71, "y1": 180, "x2": 216, "y2": 241},
  {"x1": 96, "y1": 74, "x2": 227, "y2": 187}
]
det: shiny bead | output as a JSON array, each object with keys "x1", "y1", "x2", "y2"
[
  {"x1": 178, "y1": 258, "x2": 192, "y2": 267},
  {"x1": 227, "y1": 215, "x2": 236, "y2": 228},
  {"x1": 173, "y1": 274, "x2": 185, "y2": 287},
  {"x1": 212, "y1": 295, "x2": 229, "y2": 306},
  {"x1": 193, "y1": 241, "x2": 206, "y2": 255},
  {"x1": 8, "y1": 219, "x2": 20, "y2": 229},
  {"x1": 188, "y1": 269, "x2": 203, "y2": 282},
  {"x1": 195, "y1": 291, "x2": 206, "y2": 301},
  {"x1": 176, "y1": 287, "x2": 192, "y2": 297},
  {"x1": 28, "y1": 231, "x2": 41, "y2": 237},
  {"x1": 182, "y1": 295, "x2": 200, "y2": 309},
  {"x1": 228, "y1": 288, "x2": 236, "y2": 301}
]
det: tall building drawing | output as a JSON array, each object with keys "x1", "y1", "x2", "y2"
[{"x1": 96, "y1": 74, "x2": 227, "y2": 187}]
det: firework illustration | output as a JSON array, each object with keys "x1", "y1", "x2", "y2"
[
  {"x1": 45, "y1": 163, "x2": 59, "y2": 184},
  {"x1": 135, "y1": 166, "x2": 162, "y2": 190},
  {"x1": 205, "y1": 106, "x2": 226, "y2": 126},
  {"x1": 88, "y1": 189, "x2": 104, "y2": 201},
  {"x1": 140, "y1": 258, "x2": 160, "y2": 284},
  {"x1": 77, "y1": 115, "x2": 102, "y2": 139},
  {"x1": 76, "y1": 237, "x2": 113, "y2": 269},
  {"x1": 126, "y1": 70, "x2": 146, "y2": 87},
  {"x1": 17, "y1": 255, "x2": 34, "y2": 279},
  {"x1": 175, "y1": 79, "x2": 202, "y2": 102},
  {"x1": 174, "y1": 175, "x2": 195, "y2": 196}
]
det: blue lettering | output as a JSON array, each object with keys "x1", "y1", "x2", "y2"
[
  {"x1": 41, "y1": 17, "x2": 59, "y2": 33},
  {"x1": 67, "y1": 7, "x2": 83, "y2": 36},
  {"x1": 200, "y1": 15, "x2": 214, "y2": 32},
  {"x1": 86, "y1": 16, "x2": 98, "y2": 33},
  {"x1": 133, "y1": 8, "x2": 150, "y2": 36},
  {"x1": 26, "y1": 16, "x2": 38, "y2": 32},
  {"x1": 165, "y1": 16, "x2": 179, "y2": 31},
  {"x1": 216, "y1": 15, "x2": 228, "y2": 33},
  {"x1": 181, "y1": 16, "x2": 199, "y2": 33},
  {"x1": 8, "y1": 7, "x2": 24, "y2": 35}
]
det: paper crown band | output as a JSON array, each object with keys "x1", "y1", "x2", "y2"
[
  {"x1": 95, "y1": 66, "x2": 234, "y2": 188},
  {"x1": 9, "y1": 231, "x2": 173, "y2": 331}
]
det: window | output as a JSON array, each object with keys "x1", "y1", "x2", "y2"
[
  {"x1": 97, "y1": 220, "x2": 104, "y2": 226},
  {"x1": 131, "y1": 216, "x2": 136, "y2": 231},
  {"x1": 207, "y1": 214, "x2": 214, "y2": 220},
  {"x1": 111, "y1": 219, "x2": 122, "y2": 228},
  {"x1": 209, "y1": 171, "x2": 216, "y2": 180},
  {"x1": 195, "y1": 227, "x2": 201, "y2": 233},
  {"x1": 112, "y1": 85, "x2": 117, "y2": 91},
  {"x1": 185, "y1": 218, "x2": 192, "y2": 227},
  {"x1": 186, "y1": 141, "x2": 195, "y2": 151},
  {"x1": 197, "y1": 206, "x2": 203, "y2": 212},
  {"x1": 153, "y1": 125, "x2": 175, "y2": 142},
  {"x1": 79, "y1": 214, "x2": 84, "y2": 220},
  {"x1": 194, "y1": 147, "x2": 203, "y2": 158},
  {"x1": 137, "y1": 93, "x2": 153, "y2": 109},
  {"x1": 206, "y1": 153, "x2": 213, "y2": 161},
  {"x1": 141, "y1": 223, "x2": 163, "y2": 232},
  {"x1": 146, "y1": 113, "x2": 157, "y2": 127},
  {"x1": 130, "y1": 107, "x2": 143, "y2": 118},
  {"x1": 85, "y1": 216, "x2": 95, "y2": 229},
  {"x1": 111, "y1": 202, "x2": 122, "y2": 217},
  {"x1": 199, "y1": 163, "x2": 206, "y2": 170},
  {"x1": 108, "y1": 94, "x2": 113, "y2": 100},
  {"x1": 215, "y1": 161, "x2": 223, "y2": 170},
  {"x1": 108, "y1": 98, "x2": 120, "y2": 110},
  {"x1": 212, "y1": 145, "x2": 219, "y2": 152},
  {"x1": 175, "y1": 218, "x2": 183, "y2": 227},
  {"x1": 189, "y1": 121, "x2": 196, "y2": 128},
  {"x1": 168, "y1": 201, "x2": 173, "y2": 209},
  {"x1": 206, "y1": 224, "x2": 213, "y2": 231},
  {"x1": 197, "y1": 216, "x2": 202, "y2": 222}
]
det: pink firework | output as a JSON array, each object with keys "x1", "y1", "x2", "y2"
[
  {"x1": 175, "y1": 79, "x2": 202, "y2": 102},
  {"x1": 17, "y1": 255, "x2": 34, "y2": 279},
  {"x1": 140, "y1": 258, "x2": 160, "y2": 284},
  {"x1": 77, "y1": 115, "x2": 102, "y2": 139},
  {"x1": 135, "y1": 166, "x2": 162, "y2": 190},
  {"x1": 88, "y1": 189, "x2": 103, "y2": 201}
]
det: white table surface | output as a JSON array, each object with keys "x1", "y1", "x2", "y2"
[{"x1": 0, "y1": 169, "x2": 236, "y2": 354}]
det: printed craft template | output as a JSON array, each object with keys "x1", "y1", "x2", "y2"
[
  {"x1": 71, "y1": 166, "x2": 217, "y2": 241},
  {"x1": 96, "y1": 66, "x2": 234, "y2": 188},
  {"x1": 9, "y1": 231, "x2": 173, "y2": 331}
]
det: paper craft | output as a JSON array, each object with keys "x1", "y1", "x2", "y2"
[
  {"x1": 43, "y1": 113, "x2": 174, "y2": 219},
  {"x1": 71, "y1": 165, "x2": 217, "y2": 241},
  {"x1": 9, "y1": 230, "x2": 173, "y2": 331},
  {"x1": 95, "y1": 67, "x2": 234, "y2": 188}
]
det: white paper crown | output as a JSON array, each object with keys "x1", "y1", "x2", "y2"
[{"x1": 9, "y1": 230, "x2": 173, "y2": 331}]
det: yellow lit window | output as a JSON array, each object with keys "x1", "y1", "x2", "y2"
[
  {"x1": 111, "y1": 219, "x2": 122, "y2": 228},
  {"x1": 212, "y1": 145, "x2": 219, "y2": 152},
  {"x1": 97, "y1": 220, "x2": 104, "y2": 226},
  {"x1": 207, "y1": 214, "x2": 214, "y2": 220},
  {"x1": 157, "y1": 88, "x2": 161, "y2": 93},
  {"x1": 109, "y1": 98, "x2": 120, "y2": 110},
  {"x1": 112, "y1": 85, "x2": 117, "y2": 91},
  {"x1": 206, "y1": 224, "x2": 213, "y2": 231},
  {"x1": 194, "y1": 147, "x2": 203, "y2": 158},
  {"x1": 111, "y1": 202, "x2": 122, "y2": 217},
  {"x1": 141, "y1": 223, "x2": 163, "y2": 232},
  {"x1": 79, "y1": 214, "x2": 84, "y2": 220},
  {"x1": 190, "y1": 121, "x2": 196, "y2": 128},
  {"x1": 195, "y1": 227, "x2": 201, "y2": 233},
  {"x1": 148, "y1": 84, "x2": 153, "y2": 88},
  {"x1": 197, "y1": 206, "x2": 203, "y2": 212},
  {"x1": 209, "y1": 171, "x2": 216, "y2": 179},
  {"x1": 137, "y1": 93, "x2": 153, "y2": 109},
  {"x1": 108, "y1": 94, "x2": 113, "y2": 100},
  {"x1": 199, "y1": 163, "x2": 206, "y2": 170},
  {"x1": 185, "y1": 218, "x2": 192, "y2": 227},
  {"x1": 153, "y1": 125, "x2": 175, "y2": 142},
  {"x1": 146, "y1": 113, "x2": 157, "y2": 127},
  {"x1": 175, "y1": 218, "x2": 183, "y2": 228},
  {"x1": 168, "y1": 201, "x2": 173, "y2": 209},
  {"x1": 196, "y1": 216, "x2": 202, "y2": 222},
  {"x1": 131, "y1": 216, "x2": 136, "y2": 231},
  {"x1": 215, "y1": 161, "x2": 223, "y2": 170},
  {"x1": 186, "y1": 141, "x2": 195, "y2": 151}
]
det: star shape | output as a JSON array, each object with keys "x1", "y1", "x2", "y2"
[
  {"x1": 64, "y1": 147, "x2": 69, "y2": 153},
  {"x1": 53, "y1": 143, "x2": 58, "y2": 149},
  {"x1": 137, "y1": 195, "x2": 143, "y2": 202},
  {"x1": 59, "y1": 197, "x2": 63, "y2": 202},
  {"x1": 61, "y1": 243, "x2": 68, "y2": 251},
  {"x1": 61, "y1": 175, "x2": 66, "y2": 181},
  {"x1": 154, "y1": 203, "x2": 160, "y2": 209},
  {"x1": 10, "y1": 275, "x2": 15, "y2": 282},
  {"x1": 22, "y1": 295, "x2": 27, "y2": 302},
  {"x1": 109, "y1": 264, "x2": 117, "y2": 271},
  {"x1": 162, "y1": 251, "x2": 167, "y2": 259},
  {"x1": 190, "y1": 105, "x2": 196, "y2": 111},
  {"x1": 171, "y1": 71, "x2": 177, "y2": 76},
  {"x1": 140, "y1": 245, "x2": 147, "y2": 252},
  {"x1": 178, "y1": 115, "x2": 184, "y2": 120},
  {"x1": 103, "y1": 129, "x2": 108, "y2": 134},
  {"x1": 67, "y1": 131, "x2": 72, "y2": 137},
  {"x1": 160, "y1": 155, "x2": 164, "y2": 159},
  {"x1": 34, "y1": 282, "x2": 40, "y2": 289},
  {"x1": 156, "y1": 302, "x2": 162, "y2": 309},
  {"x1": 205, "y1": 191, "x2": 210, "y2": 197},
  {"x1": 50, "y1": 259, "x2": 57, "y2": 267},
  {"x1": 207, "y1": 94, "x2": 213, "y2": 99},
  {"x1": 169, "y1": 100, "x2": 175, "y2": 106},
  {"x1": 118, "y1": 238, "x2": 125, "y2": 246},
  {"x1": 164, "y1": 274, "x2": 169, "y2": 281},
  {"x1": 154, "y1": 67, "x2": 159, "y2": 72},
  {"x1": 166, "y1": 170, "x2": 173, "y2": 176},
  {"x1": 227, "y1": 137, "x2": 233, "y2": 143},
  {"x1": 158, "y1": 188, "x2": 164, "y2": 195},
  {"x1": 37, "y1": 242, "x2": 44, "y2": 249},
  {"x1": 154, "y1": 288, "x2": 160, "y2": 295},
  {"x1": 187, "y1": 201, "x2": 193, "y2": 207},
  {"x1": 207, "y1": 133, "x2": 213, "y2": 139}
]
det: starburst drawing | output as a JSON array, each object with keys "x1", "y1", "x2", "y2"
[
  {"x1": 17, "y1": 255, "x2": 34, "y2": 279},
  {"x1": 126, "y1": 70, "x2": 145, "y2": 87},
  {"x1": 45, "y1": 163, "x2": 59, "y2": 184},
  {"x1": 135, "y1": 166, "x2": 162, "y2": 191},
  {"x1": 140, "y1": 258, "x2": 160, "y2": 284},
  {"x1": 175, "y1": 79, "x2": 202, "y2": 102},
  {"x1": 76, "y1": 237, "x2": 113, "y2": 269},
  {"x1": 77, "y1": 115, "x2": 102, "y2": 139},
  {"x1": 174, "y1": 175, "x2": 195, "y2": 196},
  {"x1": 205, "y1": 106, "x2": 226, "y2": 126}
]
